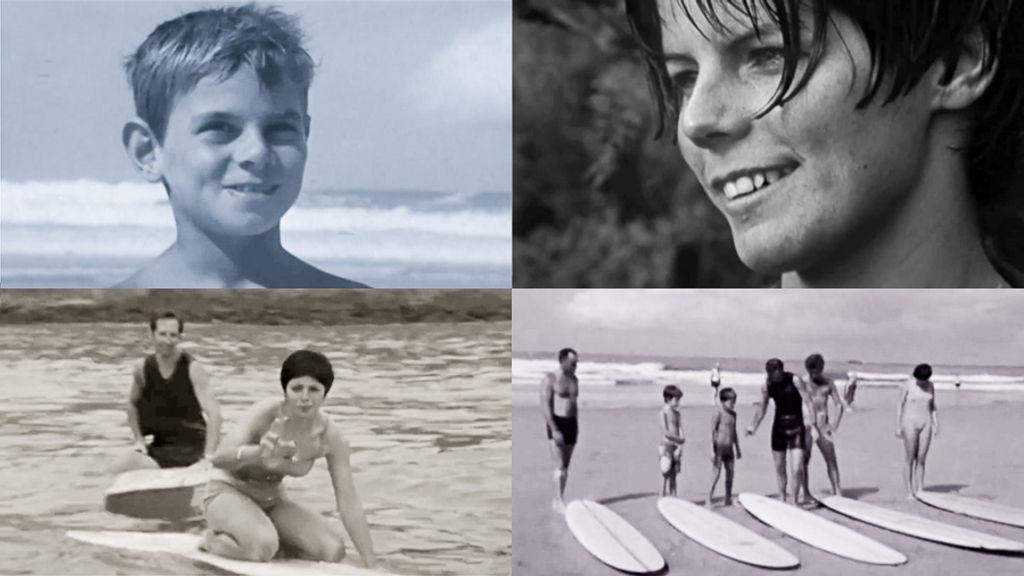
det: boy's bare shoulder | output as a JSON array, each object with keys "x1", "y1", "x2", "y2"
[{"x1": 271, "y1": 257, "x2": 369, "y2": 288}]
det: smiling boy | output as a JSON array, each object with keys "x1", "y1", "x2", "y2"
[{"x1": 117, "y1": 4, "x2": 367, "y2": 288}]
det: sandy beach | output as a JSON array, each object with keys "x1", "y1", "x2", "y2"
[{"x1": 513, "y1": 387, "x2": 1024, "y2": 576}]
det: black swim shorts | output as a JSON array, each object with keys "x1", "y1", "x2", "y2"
[
  {"x1": 147, "y1": 442, "x2": 204, "y2": 468},
  {"x1": 546, "y1": 414, "x2": 579, "y2": 445},
  {"x1": 770, "y1": 415, "x2": 806, "y2": 452}
]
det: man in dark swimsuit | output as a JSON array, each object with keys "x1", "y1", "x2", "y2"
[
  {"x1": 111, "y1": 312, "x2": 223, "y2": 472},
  {"x1": 540, "y1": 347, "x2": 579, "y2": 514},
  {"x1": 746, "y1": 358, "x2": 813, "y2": 504}
]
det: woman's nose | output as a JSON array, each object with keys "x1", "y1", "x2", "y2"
[{"x1": 679, "y1": 72, "x2": 752, "y2": 150}]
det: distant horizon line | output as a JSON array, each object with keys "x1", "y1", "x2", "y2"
[{"x1": 511, "y1": 349, "x2": 1024, "y2": 370}]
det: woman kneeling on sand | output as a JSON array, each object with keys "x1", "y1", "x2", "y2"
[
  {"x1": 896, "y1": 363, "x2": 939, "y2": 498},
  {"x1": 202, "y1": 350, "x2": 377, "y2": 567}
]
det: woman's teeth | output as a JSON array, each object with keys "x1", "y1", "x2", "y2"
[{"x1": 722, "y1": 168, "x2": 792, "y2": 200}]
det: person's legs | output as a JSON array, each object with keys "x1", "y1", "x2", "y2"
[
  {"x1": 914, "y1": 423, "x2": 933, "y2": 492},
  {"x1": 548, "y1": 440, "x2": 575, "y2": 513},
  {"x1": 110, "y1": 449, "x2": 160, "y2": 474},
  {"x1": 708, "y1": 454, "x2": 722, "y2": 506},
  {"x1": 723, "y1": 458, "x2": 735, "y2": 505},
  {"x1": 771, "y1": 450, "x2": 788, "y2": 501},
  {"x1": 202, "y1": 482, "x2": 280, "y2": 561},
  {"x1": 817, "y1": 435, "x2": 842, "y2": 495},
  {"x1": 269, "y1": 497, "x2": 347, "y2": 562},
  {"x1": 802, "y1": 428, "x2": 814, "y2": 500},
  {"x1": 789, "y1": 448, "x2": 807, "y2": 503},
  {"x1": 901, "y1": 426, "x2": 921, "y2": 498}
]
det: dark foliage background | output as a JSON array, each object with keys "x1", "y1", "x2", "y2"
[{"x1": 513, "y1": 0, "x2": 767, "y2": 287}]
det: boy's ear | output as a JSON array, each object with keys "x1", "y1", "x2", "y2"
[
  {"x1": 123, "y1": 118, "x2": 164, "y2": 183},
  {"x1": 932, "y1": 27, "x2": 998, "y2": 111}
]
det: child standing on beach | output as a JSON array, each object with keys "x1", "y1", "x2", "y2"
[
  {"x1": 709, "y1": 388, "x2": 741, "y2": 506},
  {"x1": 118, "y1": 4, "x2": 366, "y2": 288},
  {"x1": 659, "y1": 385, "x2": 685, "y2": 496}
]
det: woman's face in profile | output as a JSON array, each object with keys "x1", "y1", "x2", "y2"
[{"x1": 659, "y1": 0, "x2": 938, "y2": 275}]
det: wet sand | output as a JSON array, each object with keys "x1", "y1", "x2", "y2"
[{"x1": 513, "y1": 388, "x2": 1024, "y2": 575}]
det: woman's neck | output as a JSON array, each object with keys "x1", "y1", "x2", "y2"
[{"x1": 783, "y1": 128, "x2": 1005, "y2": 288}]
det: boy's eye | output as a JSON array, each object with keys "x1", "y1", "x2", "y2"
[{"x1": 200, "y1": 121, "x2": 236, "y2": 134}]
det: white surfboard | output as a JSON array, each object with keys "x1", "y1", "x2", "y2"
[
  {"x1": 104, "y1": 467, "x2": 208, "y2": 518},
  {"x1": 916, "y1": 491, "x2": 1024, "y2": 529},
  {"x1": 657, "y1": 497, "x2": 799, "y2": 569},
  {"x1": 66, "y1": 530, "x2": 399, "y2": 576},
  {"x1": 565, "y1": 500, "x2": 665, "y2": 573},
  {"x1": 821, "y1": 495, "x2": 1024, "y2": 553},
  {"x1": 105, "y1": 466, "x2": 209, "y2": 497},
  {"x1": 738, "y1": 493, "x2": 906, "y2": 565}
]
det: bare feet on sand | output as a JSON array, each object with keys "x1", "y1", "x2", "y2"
[{"x1": 552, "y1": 499, "x2": 566, "y2": 515}]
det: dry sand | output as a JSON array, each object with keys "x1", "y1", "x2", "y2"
[{"x1": 513, "y1": 387, "x2": 1024, "y2": 575}]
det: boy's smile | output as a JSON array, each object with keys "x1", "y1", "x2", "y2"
[{"x1": 154, "y1": 64, "x2": 309, "y2": 237}]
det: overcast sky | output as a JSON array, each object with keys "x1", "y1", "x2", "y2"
[
  {"x1": 0, "y1": 0, "x2": 511, "y2": 194},
  {"x1": 513, "y1": 290, "x2": 1024, "y2": 366}
]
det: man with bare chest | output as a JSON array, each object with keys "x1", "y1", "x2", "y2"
[
  {"x1": 540, "y1": 347, "x2": 578, "y2": 514},
  {"x1": 803, "y1": 353, "x2": 846, "y2": 496}
]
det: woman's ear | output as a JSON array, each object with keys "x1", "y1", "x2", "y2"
[
  {"x1": 123, "y1": 118, "x2": 164, "y2": 183},
  {"x1": 932, "y1": 27, "x2": 998, "y2": 111}
]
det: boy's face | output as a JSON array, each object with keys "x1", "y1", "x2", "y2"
[
  {"x1": 723, "y1": 397, "x2": 736, "y2": 410},
  {"x1": 669, "y1": 396, "x2": 681, "y2": 408},
  {"x1": 154, "y1": 65, "x2": 309, "y2": 237}
]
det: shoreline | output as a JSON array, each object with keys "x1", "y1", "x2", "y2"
[{"x1": 513, "y1": 389, "x2": 1024, "y2": 576}]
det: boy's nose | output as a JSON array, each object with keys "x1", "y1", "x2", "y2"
[{"x1": 235, "y1": 131, "x2": 272, "y2": 171}]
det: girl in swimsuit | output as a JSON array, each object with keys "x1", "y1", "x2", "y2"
[
  {"x1": 203, "y1": 350, "x2": 377, "y2": 567},
  {"x1": 896, "y1": 363, "x2": 939, "y2": 498}
]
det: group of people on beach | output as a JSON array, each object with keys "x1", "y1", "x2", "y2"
[
  {"x1": 111, "y1": 311, "x2": 377, "y2": 568},
  {"x1": 540, "y1": 349, "x2": 940, "y2": 512}
]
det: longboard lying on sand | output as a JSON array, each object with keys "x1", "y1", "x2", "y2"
[
  {"x1": 821, "y1": 495, "x2": 1024, "y2": 553},
  {"x1": 104, "y1": 466, "x2": 208, "y2": 518},
  {"x1": 657, "y1": 497, "x2": 799, "y2": 569},
  {"x1": 916, "y1": 491, "x2": 1024, "y2": 529},
  {"x1": 737, "y1": 493, "x2": 907, "y2": 565},
  {"x1": 565, "y1": 499, "x2": 665, "y2": 573},
  {"x1": 66, "y1": 530, "x2": 399, "y2": 576}
]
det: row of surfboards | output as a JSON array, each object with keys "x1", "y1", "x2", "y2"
[{"x1": 566, "y1": 491, "x2": 1024, "y2": 572}]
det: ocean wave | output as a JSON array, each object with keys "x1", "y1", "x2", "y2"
[
  {"x1": 0, "y1": 179, "x2": 510, "y2": 238},
  {"x1": 512, "y1": 359, "x2": 1024, "y2": 392}
]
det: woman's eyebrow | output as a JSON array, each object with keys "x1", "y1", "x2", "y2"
[{"x1": 664, "y1": 22, "x2": 785, "y2": 60}]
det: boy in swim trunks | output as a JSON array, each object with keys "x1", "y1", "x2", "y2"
[
  {"x1": 659, "y1": 385, "x2": 685, "y2": 496},
  {"x1": 708, "y1": 387, "x2": 741, "y2": 506}
]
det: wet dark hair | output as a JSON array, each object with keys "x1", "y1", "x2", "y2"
[
  {"x1": 805, "y1": 353, "x2": 824, "y2": 371},
  {"x1": 913, "y1": 363, "x2": 933, "y2": 381},
  {"x1": 663, "y1": 384, "x2": 683, "y2": 401},
  {"x1": 125, "y1": 3, "x2": 315, "y2": 145},
  {"x1": 558, "y1": 347, "x2": 578, "y2": 362},
  {"x1": 625, "y1": 0, "x2": 1024, "y2": 207},
  {"x1": 765, "y1": 358, "x2": 784, "y2": 373},
  {"x1": 149, "y1": 311, "x2": 183, "y2": 333},
  {"x1": 280, "y1": 349, "x2": 334, "y2": 395},
  {"x1": 719, "y1": 387, "x2": 736, "y2": 402}
]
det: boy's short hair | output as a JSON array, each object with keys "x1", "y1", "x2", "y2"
[
  {"x1": 765, "y1": 358, "x2": 784, "y2": 373},
  {"x1": 625, "y1": 0, "x2": 1024, "y2": 209},
  {"x1": 558, "y1": 347, "x2": 578, "y2": 362},
  {"x1": 719, "y1": 387, "x2": 736, "y2": 402},
  {"x1": 804, "y1": 353, "x2": 825, "y2": 371},
  {"x1": 125, "y1": 3, "x2": 315, "y2": 144},
  {"x1": 663, "y1": 384, "x2": 683, "y2": 402},
  {"x1": 913, "y1": 363, "x2": 933, "y2": 381},
  {"x1": 149, "y1": 311, "x2": 183, "y2": 333},
  {"x1": 280, "y1": 349, "x2": 334, "y2": 395}
]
